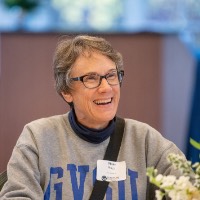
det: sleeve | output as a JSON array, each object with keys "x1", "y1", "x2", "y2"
[
  {"x1": 150, "y1": 137, "x2": 185, "y2": 176},
  {"x1": 0, "y1": 126, "x2": 44, "y2": 200}
]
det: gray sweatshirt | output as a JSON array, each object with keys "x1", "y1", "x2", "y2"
[{"x1": 0, "y1": 113, "x2": 184, "y2": 200}]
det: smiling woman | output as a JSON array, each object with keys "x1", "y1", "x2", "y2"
[
  {"x1": 0, "y1": 35, "x2": 186, "y2": 200},
  {"x1": 61, "y1": 51, "x2": 121, "y2": 129}
]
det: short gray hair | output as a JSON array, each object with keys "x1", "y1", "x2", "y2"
[{"x1": 53, "y1": 35, "x2": 124, "y2": 97}]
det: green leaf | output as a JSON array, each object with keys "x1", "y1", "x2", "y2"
[{"x1": 190, "y1": 138, "x2": 200, "y2": 150}]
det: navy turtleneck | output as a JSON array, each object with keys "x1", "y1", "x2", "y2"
[{"x1": 68, "y1": 109, "x2": 115, "y2": 144}]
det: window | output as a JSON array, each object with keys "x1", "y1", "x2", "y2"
[{"x1": 0, "y1": 0, "x2": 199, "y2": 34}]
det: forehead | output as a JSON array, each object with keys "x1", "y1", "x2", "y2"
[{"x1": 71, "y1": 51, "x2": 116, "y2": 76}]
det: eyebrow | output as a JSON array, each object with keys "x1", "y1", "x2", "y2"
[{"x1": 83, "y1": 68, "x2": 117, "y2": 76}]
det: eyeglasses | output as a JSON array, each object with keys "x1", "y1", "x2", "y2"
[{"x1": 70, "y1": 70, "x2": 124, "y2": 89}]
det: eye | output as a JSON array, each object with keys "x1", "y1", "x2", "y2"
[
  {"x1": 83, "y1": 74, "x2": 99, "y2": 82},
  {"x1": 107, "y1": 71, "x2": 117, "y2": 79}
]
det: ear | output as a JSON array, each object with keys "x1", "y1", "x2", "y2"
[{"x1": 61, "y1": 92, "x2": 73, "y2": 103}]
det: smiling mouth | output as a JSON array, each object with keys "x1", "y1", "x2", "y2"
[{"x1": 94, "y1": 98, "x2": 112, "y2": 105}]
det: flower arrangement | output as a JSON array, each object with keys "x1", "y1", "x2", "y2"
[{"x1": 146, "y1": 153, "x2": 200, "y2": 200}]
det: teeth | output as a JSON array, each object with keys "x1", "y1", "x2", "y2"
[{"x1": 94, "y1": 98, "x2": 112, "y2": 105}]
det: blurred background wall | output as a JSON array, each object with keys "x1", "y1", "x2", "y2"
[{"x1": 0, "y1": 0, "x2": 199, "y2": 171}]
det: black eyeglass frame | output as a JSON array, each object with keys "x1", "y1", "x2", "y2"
[{"x1": 70, "y1": 70, "x2": 124, "y2": 89}]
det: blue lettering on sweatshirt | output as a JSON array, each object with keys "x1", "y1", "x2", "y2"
[
  {"x1": 67, "y1": 164, "x2": 89, "y2": 200},
  {"x1": 44, "y1": 165, "x2": 138, "y2": 200},
  {"x1": 44, "y1": 167, "x2": 63, "y2": 200},
  {"x1": 128, "y1": 169, "x2": 138, "y2": 200}
]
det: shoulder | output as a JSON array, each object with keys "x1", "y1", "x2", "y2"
[
  {"x1": 124, "y1": 117, "x2": 173, "y2": 146},
  {"x1": 123, "y1": 117, "x2": 181, "y2": 156},
  {"x1": 25, "y1": 113, "x2": 69, "y2": 131},
  {"x1": 124, "y1": 118, "x2": 161, "y2": 138},
  {"x1": 28, "y1": 113, "x2": 68, "y2": 125},
  {"x1": 16, "y1": 113, "x2": 70, "y2": 146}
]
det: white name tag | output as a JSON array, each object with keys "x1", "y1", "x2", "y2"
[{"x1": 96, "y1": 160, "x2": 126, "y2": 182}]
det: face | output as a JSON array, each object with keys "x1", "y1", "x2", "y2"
[{"x1": 62, "y1": 52, "x2": 121, "y2": 129}]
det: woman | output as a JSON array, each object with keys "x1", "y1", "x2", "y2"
[{"x1": 0, "y1": 35, "x2": 184, "y2": 200}]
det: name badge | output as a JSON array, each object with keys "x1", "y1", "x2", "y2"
[{"x1": 96, "y1": 160, "x2": 126, "y2": 182}]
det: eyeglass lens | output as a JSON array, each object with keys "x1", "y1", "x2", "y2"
[{"x1": 83, "y1": 71, "x2": 121, "y2": 89}]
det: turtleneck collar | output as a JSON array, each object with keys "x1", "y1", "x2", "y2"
[{"x1": 68, "y1": 109, "x2": 115, "y2": 144}]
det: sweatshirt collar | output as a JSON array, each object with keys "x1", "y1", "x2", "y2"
[{"x1": 68, "y1": 109, "x2": 115, "y2": 144}]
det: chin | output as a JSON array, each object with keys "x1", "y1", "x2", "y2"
[{"x1": 100, "y1": 113, "x2": 116, "y2": 122}]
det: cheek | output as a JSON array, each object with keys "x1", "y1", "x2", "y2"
[
  {"x1": 113, "y1": 89, "x2": 121, "y2": 108},
  {"x1": 114, "y1": 87, "x2": 121, "y2": 99},
  {"x1": 74, "y1": 92, "x2": 93, "y2": 107}
]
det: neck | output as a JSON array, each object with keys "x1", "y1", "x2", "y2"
[
  {"x1": 68, "y1": 109, "x2": 115, "y2": 144},
  {"x1": 73, "y1": 110, "x2": 109, "y2": 130}
]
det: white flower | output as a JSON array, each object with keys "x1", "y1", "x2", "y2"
[
  {"x1": 168, "y1": 189, "x2": 189, "y2": 200},
  {"x1": 155, "y1": 190, "x2": 165, "y2": 200},
  {"x1": 174, "y1": 176, "x2": 194, "y2": 191},
  {"x1": 155, "y1": 174, "x2": 163, "y2": 182},
  {"x1": 160, "y1": 175, "x2": 176, "y2": 190},
  {"x1": 146, "y1": 153, "x2": 200, "y2": 200}
]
